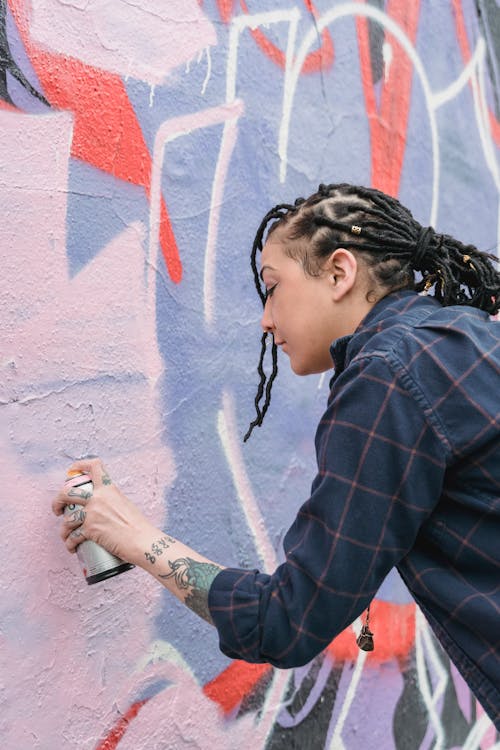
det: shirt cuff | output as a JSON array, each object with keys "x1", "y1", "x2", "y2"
[{"x1": 208, "y1": 566, "x2": 269, "y2": 663}]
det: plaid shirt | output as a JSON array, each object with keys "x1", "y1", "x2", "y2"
[{"x1": 209, "y1": 290, "x2": 500, "y2": 727}]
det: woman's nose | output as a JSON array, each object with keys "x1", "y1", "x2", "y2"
[{"x1": 260, "y1": 298, "x2": 274, "y2": 333}]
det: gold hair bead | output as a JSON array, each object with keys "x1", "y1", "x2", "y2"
[
  {"x1": 463, "y1": 254, "x2": 475, "y2": 271},
  {"x1": 351, "y1": 225, "x2": 362, "y2": 235},
  {"x1": 422, "y1": 276, "x2": 434, "y2": 295}
]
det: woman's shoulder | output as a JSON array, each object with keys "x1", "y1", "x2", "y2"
[{"x1": 353, "y1": 293, "x2": 498, "y2": 367}]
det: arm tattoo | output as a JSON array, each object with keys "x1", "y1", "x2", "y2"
[
  {"x1": 159, "y1": 557, "x2": 223, "y2": 625},
  {"x1": 144, "y1": 535, "x2": 177, "y2": 565}
]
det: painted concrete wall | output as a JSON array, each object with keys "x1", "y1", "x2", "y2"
[{"x1": 1, "y1": 1, "x2": 498, "y2": 748}]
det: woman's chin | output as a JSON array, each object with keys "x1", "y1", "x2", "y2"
[
  {"x1": 290, "y1": 358, "x2": 313, "y2": 376},
  {"x1": 290, "y1": 356, "x2": 332, "y2": 377}
]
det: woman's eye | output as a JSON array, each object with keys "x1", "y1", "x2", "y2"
[{"x1": 265, "y1": 285, "x2": 277, "y2": 299}]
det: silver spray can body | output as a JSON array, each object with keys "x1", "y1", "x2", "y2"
[{"x1": 64, "y1": 472, "x2": 135, "y2": 585}]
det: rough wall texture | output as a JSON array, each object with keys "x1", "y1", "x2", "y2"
[{"x1": 1, "y1": 1, "x2": 499, "y2": 748}]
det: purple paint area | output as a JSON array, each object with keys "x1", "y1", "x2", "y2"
[
  {"x1": 5, "y1": 4, "x2": 48, "y2": 112},
  {"x1": 327, "y1": 660, "x2": 405, "y2": 750}
]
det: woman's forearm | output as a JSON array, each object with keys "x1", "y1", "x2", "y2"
[{"x1": 129, "y1": 528, "x2": 224, "y2": 625}]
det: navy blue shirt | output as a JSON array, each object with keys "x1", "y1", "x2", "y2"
[{"x1": 209, "y1": 290, "x2": 500, "y2": 728}]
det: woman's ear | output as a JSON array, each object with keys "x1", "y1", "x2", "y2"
[{"x1": 326, "y1": 249, "x2": 358, "y2": 300}]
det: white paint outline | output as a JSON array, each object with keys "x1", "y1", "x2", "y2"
[
  {"x1": 201, "y1": 45, "x2": 212, "y2": 96},
  {"x1": 431, "y1": 37, "x2": 485, "y2": 109},
  {"x1": 258, "y1": 669, "x2": 293, "y2": 746},
  {"x1": 327, "y1": 618, "x2": 368, "y2": 750},
  {"x1": 203, "y1": 115, "x2": 240, "y2": 328},
  {"x1": 462, "y1": 711, "x2": 498, "y2": 750},
  {"x1": 217, "y1": 389, "x2": 277, "y2": 571},
  {"x1": 148, "y1": 100, "x2": 244, "y2": 288},
  {"x1": 225, "y1": 9, "x2": 301, "y2": 105},
  {"x1": 415, "y1": 608, "x2": 448, "y2": 749}
]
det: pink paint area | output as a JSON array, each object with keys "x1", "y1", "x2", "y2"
[
  {"x1": 0, "y1": 110, "x2": 72, "y2": 332},
  {"x1": 28, "y1": 0, "x2": 216, "y2": 84},
  {"x1": 1, "y1": 221, "x2": 164, "y2": 402},
  {"x1": 1, "y1": 108, "x2": 175, "y2": 743}
]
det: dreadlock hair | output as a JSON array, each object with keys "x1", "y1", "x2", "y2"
[{"x1": 244, "y1": 182, "x2": 500, "y2": 441}]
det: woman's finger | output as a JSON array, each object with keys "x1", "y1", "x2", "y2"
[
  {"x1": 67, "y1": 457, "x2": 112, "y2": 489},
  {"x1": 65, "y1": 525, "x2": 87, "y2": 553},
  {"x1": 63, "y1": 505, "x2": 87, "y2": 529},
  {"x1": 59, "y1": 505, "x2": 87, "y2": 542},
  {"x1": 67, "y1": 483, "x2": 93, "y2": 502},
  {"x1": 52, "y1": 484, "x2": 92, "y2": 516}
]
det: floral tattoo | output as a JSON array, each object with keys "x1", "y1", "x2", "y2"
[
  {"x1": 143, "y1": 538, "x2": 222, "y2": 623},
  {"x1": 159, "y1": 557, "x2": 222, "y2": 624}
]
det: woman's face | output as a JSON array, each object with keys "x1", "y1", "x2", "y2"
[{"x1": 259, "y1": 230, "x2": 373, "y2": 375}]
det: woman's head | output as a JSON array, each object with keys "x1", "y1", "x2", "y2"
[
  {"x1": 260, "y1": 223, "x2": 375, "y2": 375},
  {"x1": 244, "y1": 183, "x2": 500, "y2": 440}
]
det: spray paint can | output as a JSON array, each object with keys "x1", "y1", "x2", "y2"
[{"x1": 65, "y1": 471, "x2": 135, "y2": 585}]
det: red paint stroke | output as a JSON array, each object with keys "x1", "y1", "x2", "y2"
[
  {"x1": 325, "y1": 600, "x2": 416, "y2": 664},
  {"x1": 216, "y1": 0, "x2": 238, "y2": 25},
  {"x1": 0, "y1": 99, "x2": 17, "y2": 111},
  {"x1": 7, "y1": 0, "x2": 182, "y2": 283},
  {"x1": 356, "y1": 0, "x2": 421, "y2": 197},
  {"x1": 239, "y1": 0, "x2": 334, "y2": 75},
  {"x1": 203, "y1": 660, "x2": 271, "y2": 715},
  {"x1": 451, "y1": 0, "x2": 500, "y2": 146},
  {"x1": 95, "y1": 699, "x2": 149, "y2": 750}
]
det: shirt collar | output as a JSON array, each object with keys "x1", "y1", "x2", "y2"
[
  {"x1": 329, "y1": 290, "x2": 423, "y2": 374},
  {"x1": 330, "y1": 334, "x2": 351, "y2": 373}
]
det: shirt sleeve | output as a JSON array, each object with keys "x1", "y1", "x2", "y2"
[{"x1": 208, "y1": 353, "x2": 449, "y2": 667}]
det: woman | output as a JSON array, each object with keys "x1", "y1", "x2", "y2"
[{"x1": 53, "y1": 183, "x2": 500, "y2": 728}]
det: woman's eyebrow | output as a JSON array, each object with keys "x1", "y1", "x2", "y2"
[{"x1": 259, "y1": 264, "x2": 276, "y2": 281}]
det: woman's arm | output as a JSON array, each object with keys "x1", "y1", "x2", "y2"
[{"x1": 208, "y1": 353, "x2": 448, "y2": 667}]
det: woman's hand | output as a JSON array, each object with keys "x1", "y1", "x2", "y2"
[{"x1": 52, "y1": 457, "x2": 158, "y2": 565}]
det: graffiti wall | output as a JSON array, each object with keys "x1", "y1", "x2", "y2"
[{"x1": 1, "y1": 0, "x2": 498, "y2": 747}]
